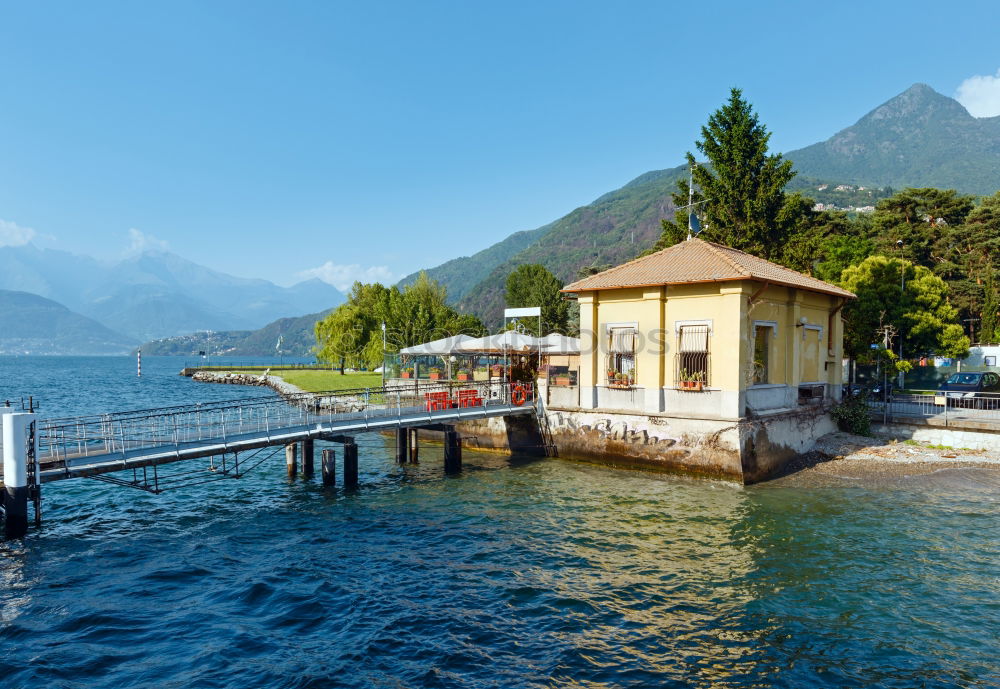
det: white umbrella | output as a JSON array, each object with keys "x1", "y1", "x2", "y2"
[
  {"x1": 399, "y1": 334, "x2": 474, "y2": 356},
  {"x1": 453, "y1": 332, "x2": 544, "y2": 354}
]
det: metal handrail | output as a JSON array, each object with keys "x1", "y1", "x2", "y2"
[{"x1": 36, "y1": 381, "x2": 533, "y2": 463}]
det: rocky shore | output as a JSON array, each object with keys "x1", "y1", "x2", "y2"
[
  {"x1": 190, "y1": 370, "x2": 306, "y2": 397},
  {"x1": 774, "y1": 430, "x2": 1000, "y2": 485}
]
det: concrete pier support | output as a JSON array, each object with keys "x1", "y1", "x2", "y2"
[
  {"x1": 301, "y1": 439, "x2": 315, "y2": 477},
  {"x1": 408, "y1": 428, "x2": 419, "y2": 463},
  {"x1": 444, "y1": 429, "x2": 462, "y2": 474},
  {"x1": 343, "y1": 439, "x2": 358, "y2": 488},
  {"x1": 285, "y1": 443, "x2": 297, "y2": 479},
  {"x1": 395, "y1": 428, "x2": 407, "y2": 463},
  {"x1": 321, "y1": 449, "x2": 336, "y2": 486},
  {"x1": 2, "y1": 412, "x2": 35, "y2": 540}
]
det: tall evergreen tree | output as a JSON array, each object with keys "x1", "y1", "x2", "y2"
[
  {"x1": 504, "y1": 264, "x2": 569, "y2": 335},
  {"x1": 652, "y1": 88, "x2": 796, "y2": 259}
]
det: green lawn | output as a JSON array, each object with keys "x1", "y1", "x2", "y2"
[
  {"x1": 266, "y1": 370, "x2": 382, "y2": 393},
  {"x1": 226, "y1": 369, "x2": 381, "y2": 393}
]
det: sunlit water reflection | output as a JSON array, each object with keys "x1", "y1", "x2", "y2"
[{"x1": 1, "y1": 357, "x2": 998, "y2": 688}]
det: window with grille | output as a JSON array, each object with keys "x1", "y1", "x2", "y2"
[
  {"x1": 607, "y1": 327, "x2": 637, "y2": 386},
  {"x1": 677, "y1": 324, "x2": 710, "y2": 385}
]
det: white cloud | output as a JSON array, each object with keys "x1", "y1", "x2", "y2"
[
  {"x1": 956, "y1": 69, "x2": 1000, "y2": 117},
  {"x1": 126, "y1": 228, "x2": 169, "y2": 255},
  {"x1": 0, "y1": 219, "x2": 36, "y2": 247},
  {"x1": 298, "y1": 261, "x2": 399, "y2": 291}
]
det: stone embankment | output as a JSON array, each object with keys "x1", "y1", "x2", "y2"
[
  {"x1": 190, "y1": 370, "x2": 367, "y2": 413},
  {"x1": 191, "y1": 371, "x2": 305, "y2": 397}
]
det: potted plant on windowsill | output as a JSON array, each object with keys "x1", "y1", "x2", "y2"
[
  {"x1": 679, "y1": 369, "x2": 705, "y2": 391},
  {"x1": 554, "y1": 373, "x2": 571, "y2": 386},
  {"x1": 608, "y1": 372, "x2": 633, "y2": 389},
  {"x1": 490, "y1": 364, "x2": 503, "y2": 379},
  {"x1": 474, "y1": 367, "x2": 489, "y2": 381},
  {"x1": 429, "y1": 367, "x2": 442, "y2": 381},
  {"x1": 456, "y1": 369, "x2": 470, "y2": 382},
  {"x1": 401, "y1": 367, "x2": 414, "y2": 379}
]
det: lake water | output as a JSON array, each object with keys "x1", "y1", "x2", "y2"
[{"x1": 1, "y1": 356, "x2": 998, "y2": 688}]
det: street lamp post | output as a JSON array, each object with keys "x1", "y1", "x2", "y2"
[
  {"x1": 381, "y1": 321, "x2": 387, "y2": 389},
  {"x1": 896, "y1": 240, "x2": 905, "y2": 389}
]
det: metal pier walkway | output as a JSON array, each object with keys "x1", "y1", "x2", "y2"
[
  {"x1": 31, "y1": 381, "x2": 534, "y2": 483},
  {"x1": 3, "y1": 380, "x2": 538, "y2": 537}
]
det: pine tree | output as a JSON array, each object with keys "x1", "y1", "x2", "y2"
[{"x1": 652, "y1": 88, "x2": 796, "y2": 259}]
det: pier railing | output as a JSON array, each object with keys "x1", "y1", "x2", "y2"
[{"x1": 36, "y1": 380, "x2": 534, "y2": 465}]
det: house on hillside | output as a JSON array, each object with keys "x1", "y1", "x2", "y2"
[{"x1": 545, "y1": 238, "x2": 855, "y2": 483}]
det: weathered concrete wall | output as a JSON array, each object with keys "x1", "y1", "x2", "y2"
[
  {"x1": 542, "y1": 408, "x2": 744, "y2": 480},
  {"x1": 872, "y1": 421, "x2": 1000, "y2": 451},
  {"x1": 454, "y1": 415, "x2": 547, "y2": 456},
  {"x1": 543, "y1": 405, "x2": 836, "y2": 484},
  {"x1": 739, "y1": 407, "x2": 837, "y2": 482}
]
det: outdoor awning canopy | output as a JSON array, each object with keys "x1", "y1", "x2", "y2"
[
  {"x1": 539, "y1": 333, "x2": 581, "y2": 355},
  {"x1": 453, "y1": 332, "x2": 544, "y2": 354},
  {"x1": 399, "y1": 334, "x2": 474, "y2": 356}
]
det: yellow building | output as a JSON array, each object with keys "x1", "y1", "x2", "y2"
[{"x1": 548, "y1": 238, "x2": 856, "y2": 482}]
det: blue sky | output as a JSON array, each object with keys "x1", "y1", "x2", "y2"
[{"x1": 2, "y1": 0, "x2": 1000, "y2": 291}]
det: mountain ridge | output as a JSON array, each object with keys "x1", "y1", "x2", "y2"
[
  {"x1": 0, "y1": 290, "x2": 137, "y2": 355},
  {"x1": 0, "y1": 245, "x2": 345, "y2": 341},
  {"x1": 404, "y1": 83, "x2": 1000, "y2": 325}
]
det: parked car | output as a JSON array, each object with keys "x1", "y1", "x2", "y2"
[
  {"x1": 934, "y1": 372, "x2": 1000, "y2": 408},
  {"x1": 841, "y1": 383, "x2": 865, "y2": 400},
  {"x1": 870, "y1": 380, "x2": 894, "y2": 402}
]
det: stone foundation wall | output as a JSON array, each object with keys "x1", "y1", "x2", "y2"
[{"x1": 543, "y1": 405, "x2": 836, "y2": 484}]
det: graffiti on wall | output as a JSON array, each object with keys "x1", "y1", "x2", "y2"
[{"x1": 545, "y1": 411, "x2": 681, "y2": 447}]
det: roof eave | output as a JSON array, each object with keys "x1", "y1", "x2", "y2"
[{"x1": 561, "y1": 276, "x2": 855, "y2": 299}]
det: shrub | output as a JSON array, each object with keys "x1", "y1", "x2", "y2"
[{"x1": 831, "y1": 394, "x2": 872, "y2": 436}]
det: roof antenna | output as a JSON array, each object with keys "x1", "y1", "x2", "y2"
[{"x1": 680, "y1": 164, "x2": 704, "y2": 240}]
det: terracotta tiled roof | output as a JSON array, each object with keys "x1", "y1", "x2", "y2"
[{"x1": 562, "y1": 238, "x2": 856, "y2": 298}]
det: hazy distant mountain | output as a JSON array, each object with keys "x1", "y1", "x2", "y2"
[
  {"x1": 0, "y1": 290, "x2": 136, "y2": 355},
  {"x1": 405, "y1": 83, "x2": 1000, "y2": 325},
  {"x1": 139, "y1": 309, "x2": 332, "y2": 357},
  {"x1": 788, "y1": 83, "x2": 1000, "y2": 195},
  {"x1": 0, "y1": 245, "x2": 344, "y2": 340}
]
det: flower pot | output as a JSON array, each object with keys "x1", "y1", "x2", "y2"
[
  {"x1": 554, "y1": 376, "x2": 571, "y2": 386},
  {"x1": 402, "y1": 372, "x2": 412, "y2": 379},
  {"x1": 429, "y1": 372, "x2": 441, "y2": 380},
  {"x1": 680, "y1": 381, "x2": 703, "y2": 391},
  {"x1": 457, "y1": 373, "x2": 470, "y2": 381}
]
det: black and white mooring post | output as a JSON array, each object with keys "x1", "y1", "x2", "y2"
[
  {"x1": 2, "y1": 411, "x2": 36, "y2": 540},
  {"x1": 137, "y1": 348, "x2": 142, "y2": 377}
]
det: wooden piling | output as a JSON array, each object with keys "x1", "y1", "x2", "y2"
[
  {"x1": 301, "y1": 439, "x2": 315, "y2": 477},
  {"x1": 321, "y1": 448, "x2": 336, "y2": 486},
  {"x1": 408, "y1": 428, "x2": 419, "y2": 463},
  {"x1": 343, "y1": 440, "x2": 358, "y2": 487},
  {"x1": 395, "y1": 428, "x2": 407, "y2": 463},
  {"x1": 285, "y1": 443, "x2": 297, "y2": 479},
  {"x1": 444, "y1": 429, "x2": 462, "y2": 474}
]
